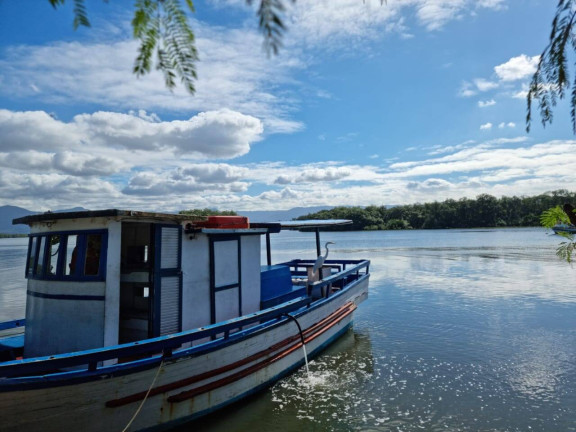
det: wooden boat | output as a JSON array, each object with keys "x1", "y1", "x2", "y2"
[{"x1": 0, "y1": 210, "x2": 370, "y2": 431}]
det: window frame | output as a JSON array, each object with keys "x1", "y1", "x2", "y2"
[{"x1": 25, "y1": 229, "x2": 108, "y2": 282}]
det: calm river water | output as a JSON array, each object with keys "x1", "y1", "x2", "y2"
[{"x1": 1, "y1": 228, "x2": 575, "y2": 431}]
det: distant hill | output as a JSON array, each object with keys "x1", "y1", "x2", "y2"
[
  {"x1": 0, "y1": 206, "x2": 91, "y2": 235},
  {"x1": 0, "y1": 206, "x2": 332, "y2": 234},
  {"x1": 238, "y1": 207, "x2": 332, "y2": 222},
  {"x1": 0, "y1": 206, "x2": 37, "y2": 234}
]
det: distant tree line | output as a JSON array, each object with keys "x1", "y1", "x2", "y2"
[{"x1": 296, "y1": 190, "x2": 576, "y2": 231}]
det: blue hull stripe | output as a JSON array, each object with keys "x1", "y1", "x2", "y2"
[{"x1": 27, "y1": 290, "x2": 105, "y2": 301}]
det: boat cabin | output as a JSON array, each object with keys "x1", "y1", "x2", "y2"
[{"x1": 14, "y1": 210, "x2": 271, "y2": 358}]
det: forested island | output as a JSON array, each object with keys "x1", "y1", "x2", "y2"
[{"x1": 295, "y1": 190, "x2": 576, "y2": 231}]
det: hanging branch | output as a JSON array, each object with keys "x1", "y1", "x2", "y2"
[
  {"x1": 132, "y1": 0, "x2": 198, "y2": 93},
  {"x1": 247, "y1": 0, "x2": 294, "y2": 56},
  {"x1": 527, "y1": 0, "x2": 576, "y2": 132},
  {"x1": 47, "y1": 0, "x2": 296, "y2": 94}
]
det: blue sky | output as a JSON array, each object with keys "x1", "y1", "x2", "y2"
[{"x1": 0, "y1": 0, "x2": 574, "y2": 212}]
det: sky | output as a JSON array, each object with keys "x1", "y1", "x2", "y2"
[{"x1": 0, "y1": 0, "x2": 575, "y2": 213}]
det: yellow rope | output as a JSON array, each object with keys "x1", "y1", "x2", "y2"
[{"x1": 121, "y1": 359, "x2": 164, "y2": 432}]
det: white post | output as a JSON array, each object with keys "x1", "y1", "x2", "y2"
[{"x1": 103, "y1": 220, "x2": 121, "y2": 355}]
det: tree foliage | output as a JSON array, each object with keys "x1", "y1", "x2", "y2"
[
  {"x1": 296, "y1": 190, "x2": 576, "y2": 231},
  {"x1": 48, "y1": 0, "x2": 293, "y2": 93},
  {"x1": 527, "y1": 0, "x2": 576, "y2": 132}
]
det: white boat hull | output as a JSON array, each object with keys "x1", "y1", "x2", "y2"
[{"x1": 0, "y1": 278, "x2": 369, "y2": 432}]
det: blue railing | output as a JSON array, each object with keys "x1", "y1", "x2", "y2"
[
  {"x1": 0, "y1": 259, "x2": 369, "y2": 380},
  {"x1": 0, "y1": 297, "x2": 311, "y2": 379},
  {"x1": 279, "y1": 259, "x2": 370, "y2": 294},
  {"x1": 0, "y1": 319, "x2": 26, "y2": 331}
]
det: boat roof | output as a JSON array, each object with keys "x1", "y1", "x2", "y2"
[
  {"x1": 251, "y1": 219, "x2": 352, "y2": 233},
  {"x1": 12, "y1": 209, "x2": 207, "y2": 226},
  {"x1": 13, "y1": 210, "x2": 352, "y2": 232}
]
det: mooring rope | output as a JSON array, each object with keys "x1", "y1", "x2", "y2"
[{"x1": 121, "y1": 359, "x2": 164, "y2": 432}]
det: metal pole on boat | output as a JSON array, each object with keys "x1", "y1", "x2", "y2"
[
  {"x1": 266, "y1": 232, "x2": 272, "y2": 266},
  {"x1": 315, "y1": 228, "x2": 321, "y2": 257}
]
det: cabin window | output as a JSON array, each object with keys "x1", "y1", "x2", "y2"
[
  {"x1": 65, "y1": 234, "x2": 78, "y2": 276},
  {"x1": 48, "y1": 235, "x2": 61, "y2": 276},
  {"x1": 35, "y1": 237, "x2": 46, "y2": 276},
  {"x1": 84, "y1": 234, "x2": 102, "y2": 276},
  {"x1": 27, "y1": 237, "x2": 38, "y2": 277},
  {"x1": 26, "y1": 230, "x2": 108, "y2": 281}
]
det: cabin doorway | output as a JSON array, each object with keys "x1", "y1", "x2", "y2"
[{"x1": 118, "y1": 223, "x2": 182, "y2": 343}]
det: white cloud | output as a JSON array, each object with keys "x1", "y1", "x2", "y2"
[
  {"x1": 2, "y1": 139, "x2": 576, "y2": 212},
  {"x1": 428, "y1": 141, "x2": 475, "y2": 155},
  {"x1": 257, "y1": 187, "x2": 300, "y2": 202},
  {"x1": 1, "y1": 109, "x2": 262, "y2": 160},
  {"x1": 494, "y1": 54, "x2": 539, "y2": 82},
  {"x1": 0, "y1": 1, "x2": 512, "y2": 142},
  {"x1": 0, "y1": 151, "x2": 125, "y2": 177},
  {"x1": 289, "y1": 0, "x2": 405, "y2": 45},
  {"x1": 172, "y1": 164, "x2": 249, "y2": 184},
  {"x1": 0, "y1": 171, "x2": 120, "y2": 206},
  {"x1": 123, "y1": 170, "x2": 250, "y2": 197},
  {"x1": 387, "y1": 140, "x2": 576, "y2": 181},
  {"x1": 459, "y1": 79, "x2": 498, "y2": 97},
  {"x1": 274, "y1": 167, "x2": 351, "y2": 184},
  {"x1": 481, "y1": 168, "x2": 529, "y2": 182},
  {"x1": 459, "y1": 82, "x2": 477, "y2": 97},
  {"x1": 480, "y1": 122, "x2": 493, "y2": 130},
  {"x1": 279, "y1": 0, "x2": 512, "y2": 51},
  {"x1": 461, "y1": 55, "x2": 539, "y2": 103},
  {"x1": 0, "y1": 30, "x2": 303, "y2": 135},
  {"x1": 406, "y1": 178, "x2": 453, "y2": 191},
  {"x1": 478, "y1": 99, "x2": 496, "y2": 108},
  {"x1": 498, "y1": 122, "x2": 516, "y2": 129},
  {"x1": 474, "y1": 78, "x2": 499, "y2": 92},
  {"x1": 0, "y1": 110, "x2": 82, "y2": 151},
  {"x1": 415, "y1": 0, "x2": 468, "y2": 31},
  {"x1": 477, "y1": 0, "x2": 506, "y2": 9}
]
